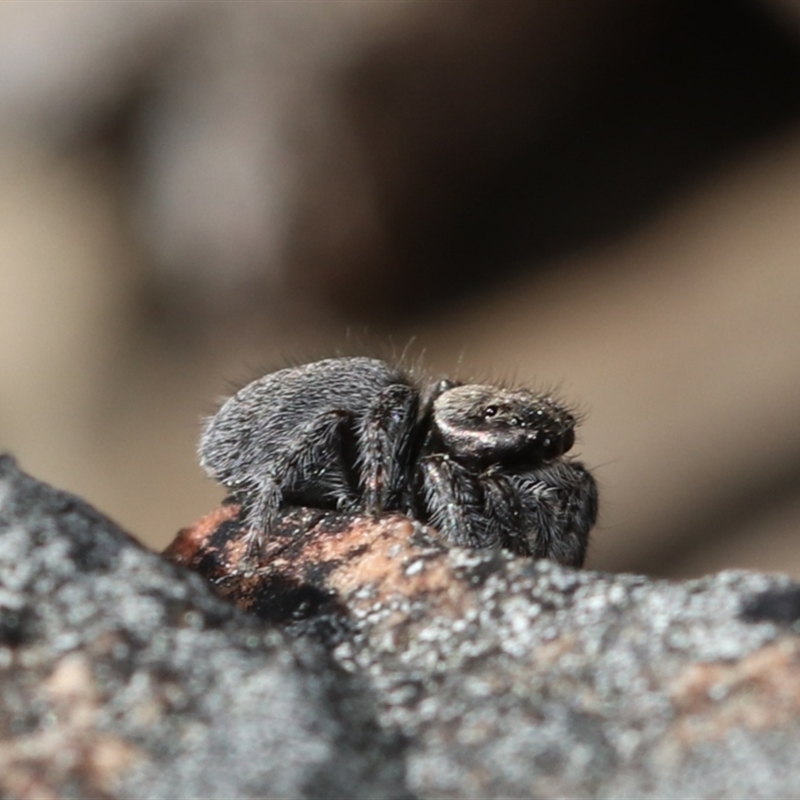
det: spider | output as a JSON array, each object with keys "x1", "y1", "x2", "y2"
[{"x1": 199, "y1": 357, "x2": 597, "y2": 567}]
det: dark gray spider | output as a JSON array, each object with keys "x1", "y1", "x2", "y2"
[{"x1": 200, "y1": 357, "x2": 597, "y2": 567}]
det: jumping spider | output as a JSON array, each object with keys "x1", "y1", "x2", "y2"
[{"x1": 200, "y1": 357, "x2": 597, "y2": 567}]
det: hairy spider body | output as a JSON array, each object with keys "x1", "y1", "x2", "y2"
[{"x1": 200, "y1": 357, "x2": 597, "y2": 567}]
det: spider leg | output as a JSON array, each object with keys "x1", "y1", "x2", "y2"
[
  {"x1": 241, "y1": 408, "x2": 355, "y2": 559},
  {"x1": 420, "y1": 454, "x2": 498, "y2": 549},
  {"x1": 240, "y1": 478, "x2": 283, "y2": 562},
  {"x1": 357, "y1": 384, "x2": 418, "y2": 513},
  {"x1": 479, "y1": 468, "x2": 532, "y2": 556},
  {"x1": 512, "y1": 460, "x2": 598, "y2": 568}
]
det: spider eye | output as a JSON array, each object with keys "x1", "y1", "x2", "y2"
[{"x1": 484, "y1": 405, "x2": 498, "y2": 418}]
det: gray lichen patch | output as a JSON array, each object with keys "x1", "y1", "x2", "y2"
[{"x1": 0, "y1": 455, "x2": 408, "y2": 800}]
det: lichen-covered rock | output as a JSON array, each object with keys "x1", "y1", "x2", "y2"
[
  {"x1": 3, "y1": 452, "x2": 800, "y2": 800},
  {"x1": 171, "y1": 502, "x2": 800, "y2": 799},
  {"x1": 0, "y1": 456, "x2": 408, "y2": 800}
]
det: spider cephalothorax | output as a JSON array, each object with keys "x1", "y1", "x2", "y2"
[{"x1": 200, "y1": 357, "x2": 597, "y2": 567}]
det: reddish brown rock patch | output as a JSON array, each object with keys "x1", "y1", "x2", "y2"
[{"x1": 164, "y1": 504, "x2": 470, "y2": 622}]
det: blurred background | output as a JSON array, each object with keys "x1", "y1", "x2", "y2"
[{"x1": 2, "y1": 0, "x2": 800, "y2": 578}]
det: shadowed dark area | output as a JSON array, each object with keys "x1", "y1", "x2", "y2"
[
  {"x1": 742, "y1": 586, "x2": 800, "y2": 624},
  {"x1": 333, "y1": 0, "x2": 800, "y2": 317}
]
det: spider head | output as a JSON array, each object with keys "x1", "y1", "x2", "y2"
[{"x1": 430, "y1": 385, "x2": 576, "y2": 468}]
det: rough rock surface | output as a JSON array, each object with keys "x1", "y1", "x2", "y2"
[
  {"x1": 170, "y1": 501, "x2": 800, "y2": 799},
  {"x1": 0, "y1": 455, "x2": 407, "y2": 800},
  {"x1": 3, "y1": 454, "x2": 800, "y2": 799}
]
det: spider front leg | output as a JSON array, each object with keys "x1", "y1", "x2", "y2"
[
  {"x1": 357, "y1": 384, "x2": 419, "y2": 513},
  {"x1": 240, "y1": 408, "x2": 356, "y2": 560},
  {"x1": 510, "y1": 461, "x2": 598, "y2": 568},
  {"x1": 479, "y1": 467, "x2": 531, "y2": 556},
  {"x1": 419, "y1": 454, "x2": 499, "y2": 549}
]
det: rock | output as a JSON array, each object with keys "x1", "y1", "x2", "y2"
[
  {"x1": 4, "y1": 452, "x2": 800, "y2": 799},
  {"x1": 170, "y1": 501, "x2": 800, "y2": 799},
  {"x1": 0, "y1": 455, "x2": 408, "y2": 800}
]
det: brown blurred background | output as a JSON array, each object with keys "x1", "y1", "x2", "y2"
[{"x1": 2, "y1": 0, "x2": 800, "y2": 578}]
